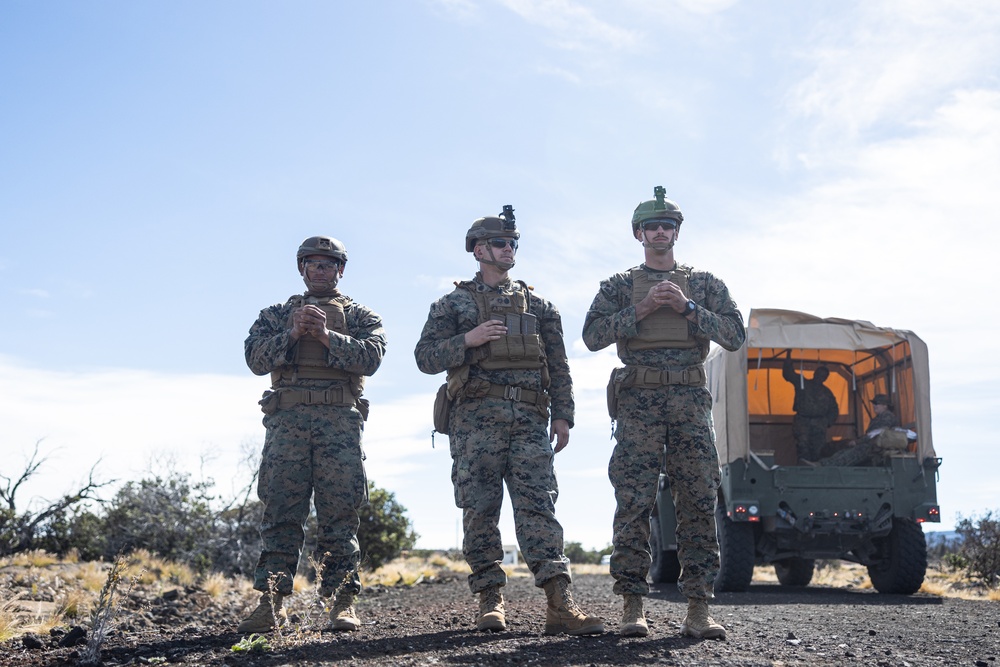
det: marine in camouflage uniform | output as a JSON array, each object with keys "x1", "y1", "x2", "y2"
[
  {"x1": 782, "y1": 358, "x2": 839, "y2": 463},
  {"x1": 582, "y1": 187, "x2": 745, "y2": 639},
  {"x1": 238, "y1": 236, "x2": 386, "y2": 634},
  {"x1": 414, "y1": 206, "x2": 603, "y2": 636},
  {"x1": 820, "y1": 394, "x2": 900, "y2": 467}
]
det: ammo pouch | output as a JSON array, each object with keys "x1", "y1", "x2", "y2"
[{"x1": 433, "y1": 383, "x2": 451, "y2": 434}]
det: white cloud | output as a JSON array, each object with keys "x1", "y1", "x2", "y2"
[{"x1": 498, "y1": 0, "x2": 640, "y2": 52}]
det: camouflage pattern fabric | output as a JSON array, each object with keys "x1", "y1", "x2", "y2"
[
  {"x1": 782, "y1": 361, "x2": 839, "y2": 461},
  {"x1": 246, "y1": 292, "x2": 386, "y2": 597},
  {"x1": 582, "y1": 263, "x2": 745, "y2": 600},
  {"x1": 414, "y1": 272, "x2": 574, "y2": 593},
  {"x1": 820, "y1": 409, "x2": 900, "y2": 467}
]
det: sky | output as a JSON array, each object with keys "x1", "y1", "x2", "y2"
[{"x1": 2, "y1": 0, "x2": 998, "y2": 551}]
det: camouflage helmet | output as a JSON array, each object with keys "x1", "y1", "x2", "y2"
[
  {"x1": 296, "y1": 236, "x2": 348, "y2": 268},
  {"x1": 631, "y1": 186, "x2": 684, "y2": 234},
  {"x1": 465, "y1": 205, "x2": 519, "y2": 252}
]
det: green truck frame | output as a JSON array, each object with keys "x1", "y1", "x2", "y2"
[{"x1": 651, "y1": 309, "x2": 942, "y2": 594}]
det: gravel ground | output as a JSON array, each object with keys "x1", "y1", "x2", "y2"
[{"x1": 4, "y1": 570, "x2": 999, "y2": 666}]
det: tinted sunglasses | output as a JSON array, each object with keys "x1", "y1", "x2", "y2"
[
  {"x1": 487, "y1": 238, "x2": 518, "y2": 250},
  {"x1": 641, "y1": 220, "x2": 677, "y2": 232}
]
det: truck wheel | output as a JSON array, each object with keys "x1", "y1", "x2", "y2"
[
  {"x1": 774, "y1": 558, "x2": 815, "y2": 587},
  {"x1": 715, "y1": 505, "x2": 755, "y2": 592},
  {"x1": 867, "y1": 518, "x2": 927, "y2": 594},
  {"x1": 649, "y1": 513, "x2": 681, "y2": 583}
]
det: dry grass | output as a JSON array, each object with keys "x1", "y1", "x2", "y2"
[
  {"x1": 0, "y1": 596, "x2": 23, "y2": 643},
  {"x1": 199, "y1": 572, "x2": 231, "y2": 598},
  {"x1": 129, "y1": 549, "x2": 195, "y2": 587}
]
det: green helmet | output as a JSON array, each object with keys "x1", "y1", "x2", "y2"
[
  {"x1": 631, "y1": 186, "x2": 684, "y2": 234},
  {"x1": 465, "y1": 204, "x2": 519, "y2": 252},
  {"x1": 296, "y1": 236, "x2": 348, "y2": 269}
]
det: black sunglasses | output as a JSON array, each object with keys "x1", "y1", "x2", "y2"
[{"x1": 487, "y1": 238, "x2": 518, "y2": 250}]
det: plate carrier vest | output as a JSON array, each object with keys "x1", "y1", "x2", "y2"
[
  {"x1": 270, "y1": 295, "x2": 364, "y2": 398},
  {"x1": 621, "y1": 266, "x2": 697, "y2": 352}
]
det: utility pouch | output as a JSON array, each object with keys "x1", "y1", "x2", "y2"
[
  {"x1": 259, "y1": 390, "x2": 281, "y2": 415},
  {"x1": 356, "y1": 397, "x2": 370, "y2": 421},
  {"x1": 606, "y1": 367, "x2": 625, "y2": 420},
  {"x1": 433, "y1": 383, "x2": 452, "y2": 435}
]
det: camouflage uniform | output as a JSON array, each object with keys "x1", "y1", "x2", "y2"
[
  {"x1": 245, "y1": 292, "x2": 386, "y2": 597},
  {"x1": 782, "y1": 361, "x2": 839, "y2": 462},
  {"x1": 582, "y1": 264, "x2": 745, "y2": 599},
  {"x1": 820, "y1": 408, "x2": 899, "y2": 467},
  {"x1": 414, "y1": 272, "x2": 574, "y2": 593}
]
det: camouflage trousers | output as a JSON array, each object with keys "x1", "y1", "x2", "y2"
[
  {"x1": 253, "y1": 402, "x2": 368, "y2": 597},
  {"x1": 609, "y1": 384, "x2": 721, "y2": 600},
  {"x1": 449, "y1": 396, "x2": 571, "y2": 593},
  {"x1": 793, "y1": 415, "x2": 829, "y2": 462},
  {"x1": 820, "y1": 436, "x2": 882, "y2": 467}
]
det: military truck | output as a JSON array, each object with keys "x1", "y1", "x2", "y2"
[{"x1": 650, "y1": 309, "x2": 942, "y2": 594}]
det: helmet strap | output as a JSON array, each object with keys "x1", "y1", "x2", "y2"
[
  {"x1": 640, "y1": 229, "x2": 676, "y2": 253},
  {"x1": 477, "y1": 244, "x2": 515, "y2": 272}
]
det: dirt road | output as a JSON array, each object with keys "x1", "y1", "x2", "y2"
[{"x1": 4, "y1": 571, "x2": 999, "y2": 666}]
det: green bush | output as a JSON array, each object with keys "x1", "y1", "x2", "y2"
[
  {"x1": 955, "y1": 510, "x2": 1000, "y2": 587},
  {"x1": 358, "y1": 482, "x2": 418, "y2": 570}
]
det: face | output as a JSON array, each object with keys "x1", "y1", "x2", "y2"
[
  {"x1": 475, "y1": 236, "x2": 518, "y2": 265},
  {"x1": 299, "y1": 254, "x2": 343, "y2": 292},
  {"x1": 873, "y1": 403, "x2": 888, "y2": 414}
]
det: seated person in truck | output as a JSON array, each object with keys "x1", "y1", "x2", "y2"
[{"x1": 819, "y1": 394, "x2": 900, "y2": 466}]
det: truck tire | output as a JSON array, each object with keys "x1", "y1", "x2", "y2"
[
  {"x1": 649, "y1": 513, "x2": 681, "y2": 584},
  {"x1": 715, "y1": 505, "x2": 755, "y2": 592},
  {"x1": 867, "y1": 518, "x2": 927, "y2": 595},
  {"x1": 774, "y1": 558, "x2": 815, "y2": 587}
]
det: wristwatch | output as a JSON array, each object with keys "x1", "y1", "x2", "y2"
[{"x1": 681, "y1": 300, "x2": 697, "y2": 317}]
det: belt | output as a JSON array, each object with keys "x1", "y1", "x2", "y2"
[
  {"x1": 483, "y1": 383, "x2": 549, "y2": 408},
  {"x1": 625, "y1": 365, "x2": 706, "y2": 388},
  {"x1": 276, "y1": 386, "x2": 355, "y2": 409}
]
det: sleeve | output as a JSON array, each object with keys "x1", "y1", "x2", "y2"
[
  {"x1": 582, "y1": 273, "x2": 637, "y2": 351},
  {"x1": 691, "y1": 272, "x2": 746, "y2": 352},
  {"x1": 535, "y1": 296, "x2": 575, "y2": 427},
  {"x1": 414, "y1": 294, "x2": 471, "y2": 376},
  {"x1": 245, "y1": 302, "x2": 296, "y2": 376},
  {"x1": 330, "y1": 303, "x2": 387, "y2": 376}
]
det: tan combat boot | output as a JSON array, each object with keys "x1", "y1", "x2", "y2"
[
  {"x1": 620, "y1": 593, "x2": 648, "y2": 637},
  {"x1": 330, "y1": 592, "x2": 361, "y2": 631},
  {"x1": 237, "y1": 592, "x2": 287, "y2": 633},
  {"x1": 542, "y1": 576, "x2": 604, "y2": 636},
  {"x1": 476, "y1": 585, "x2": 506, "y2": 631},
  {"x1": 680, "y1": 599, "x2": 726, "y2": 639}
]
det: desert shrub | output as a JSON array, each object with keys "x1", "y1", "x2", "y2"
[
  {"x1": 101, "y1": 473, "x2": 217, "y2": 571},
  {"x1": 955, "y1": 510, "x2": 1000, "y2": 587},
  {"x1": 34, "y1": 507, "x2": 106, "y2": 561},
  {"x1": 358, "y1": 482, "x2": 418, "y2": 571},
  {"x1": 212, "y1": 499, "x2": 264, "y2": 577}
]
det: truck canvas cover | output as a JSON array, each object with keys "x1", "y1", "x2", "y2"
[{"x1": 707, "y1": 308, "x2": 935, "y2": 466}]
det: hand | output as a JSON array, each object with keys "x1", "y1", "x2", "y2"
[
  {"x1": 464, "y1": 319, "x2": 508, "y2": 348},
  {"x1": 637, "y1": 280, "x2": 689, "y2": 320},
  {"x1": 291, "y1": 304, "x2": 329, "y2": 340},
  {"x1": 550, "y1": 418, "x2": 570, "y2": 453}
]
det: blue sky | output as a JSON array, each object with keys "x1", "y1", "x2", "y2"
[{"x1": 2, "y1": 0, "x2": 998, "y2": 550}]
